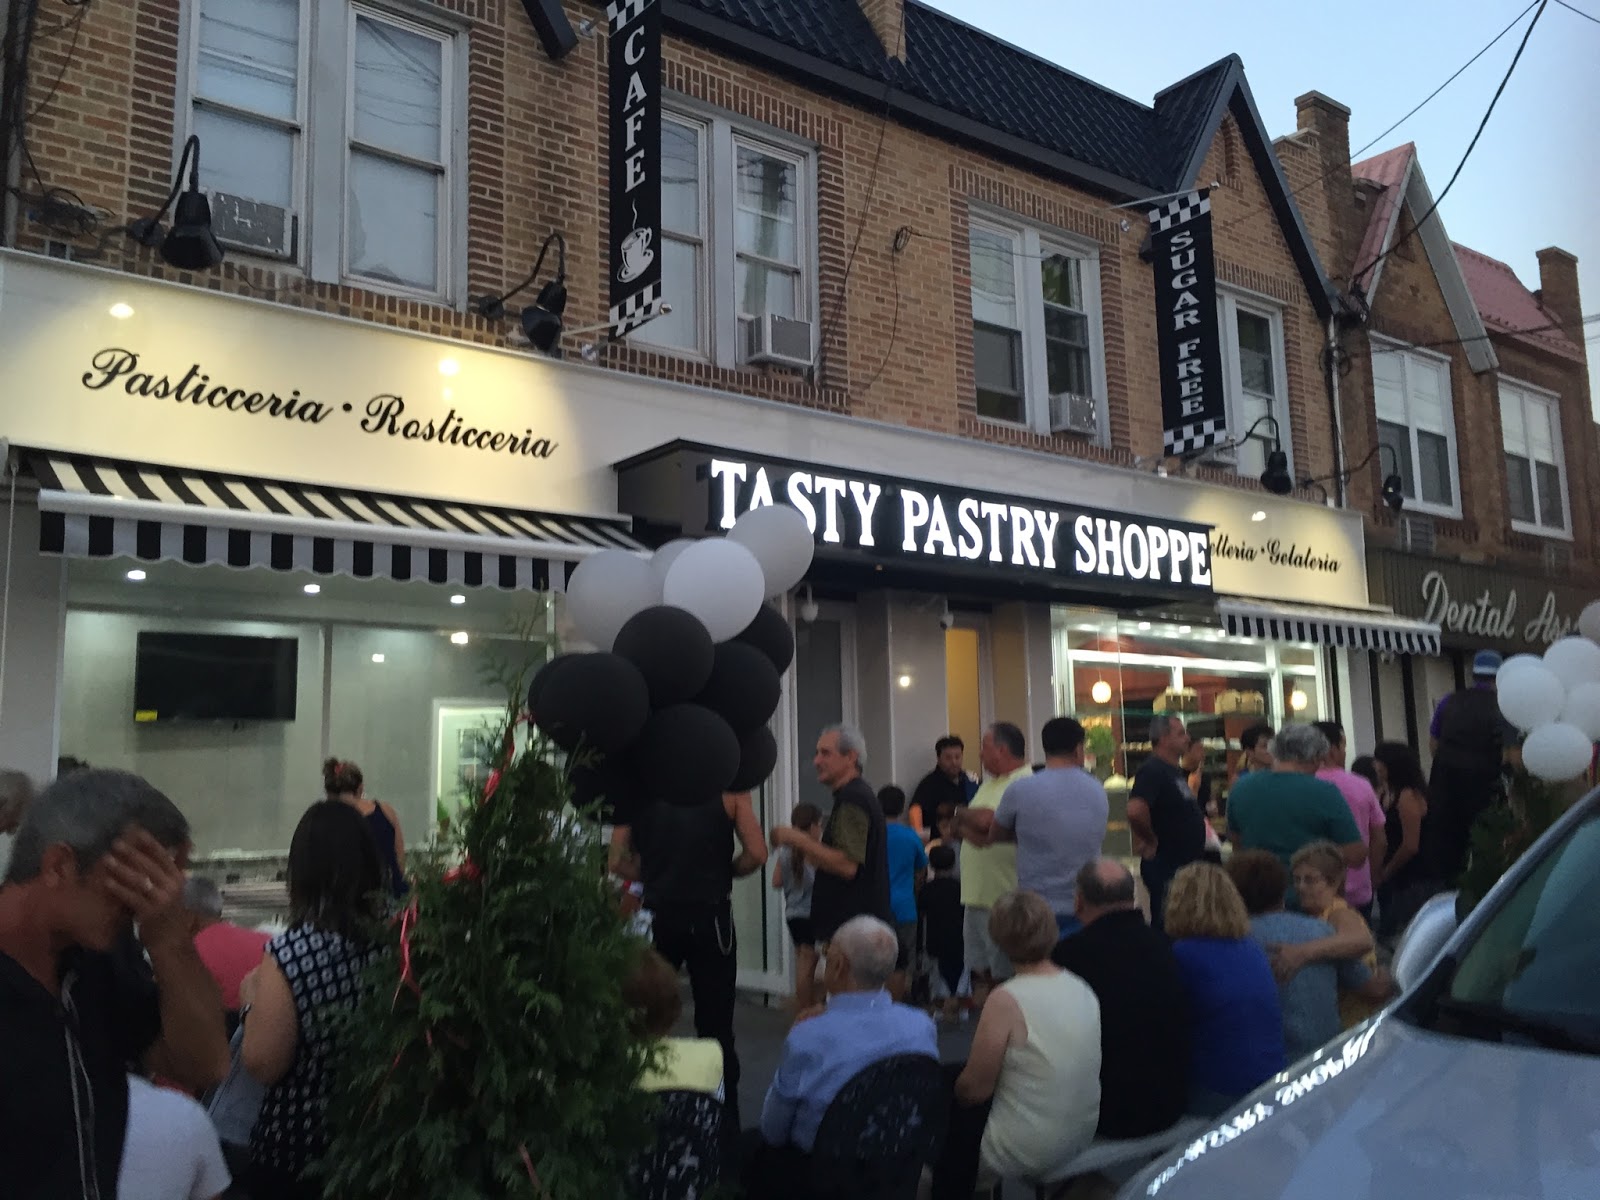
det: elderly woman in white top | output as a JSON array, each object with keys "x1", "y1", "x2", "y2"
[{"x1": 931, "y1": 889, "x2": 1101, "y2": 1197}]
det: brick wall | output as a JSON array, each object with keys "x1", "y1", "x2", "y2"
[{"x1": 11, "y1": 0, "x2": 1341, "y2": 493}]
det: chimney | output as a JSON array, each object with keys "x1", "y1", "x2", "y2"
[
  {"x1": 1294, "y1": 91, "x2": 1351, "y2": 165},
  {"x1": 1536, "y1": 246, "x2": 1582, "y2": 332},
  {"x1": 860, "y1": 0, "x2": 905, "y2": 61}
]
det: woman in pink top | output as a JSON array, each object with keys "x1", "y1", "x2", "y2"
[{"x1": 1311, "y1": 722, "x2": 1386, "y2": 924}]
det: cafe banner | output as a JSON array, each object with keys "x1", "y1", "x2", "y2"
[
  {"x1": 1149, "y1": 189, "x2": 1227, "y2": 458},
  {"x1": 1369, "y1": 549, "x2": 1596, "y2": 654},
  {"x1": 606, "y1": 0, "x2": 663, "y2": 337}
]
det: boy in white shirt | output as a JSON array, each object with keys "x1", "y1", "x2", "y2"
[{"x1": 118, "y1": 1074, "x2": 232, "y2": 1200}]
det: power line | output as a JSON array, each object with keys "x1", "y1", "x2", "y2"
[
  {"x1": 1351, "y1": 1, "x2": 1548, "y2": 286},
  {"x1": 1350, "y1": 311, "x2": 1599, "y2": 357},
  {"x1": 1554, "y1": 0, "x2": 1600, "y2": 24}
]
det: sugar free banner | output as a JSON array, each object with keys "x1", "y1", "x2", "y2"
[
  {"x1": 607, "y1": 0, "x2": 663, "y2": 336},
  {"x1": 1149, "y1": 190, "x2": 1226, "y2": 457}
]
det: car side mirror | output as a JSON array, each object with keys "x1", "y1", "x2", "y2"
[{"x1": 1392, "y1": 891, "x2": 1460, "y2": 994}]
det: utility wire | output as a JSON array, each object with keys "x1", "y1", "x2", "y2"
[
  {"x1": 1348, "y1": 311, "x2": 1599, "y2": 357},
  {"x1": 1351, "y1": 1, "x2": 1548, "y2": 286},
  {"x1": 1554, "y1": 0, "x2": 1600, "y2": 24}
]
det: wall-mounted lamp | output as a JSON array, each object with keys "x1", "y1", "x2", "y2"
[
  {"x1": 476, "y1": 232, "x2": 568, "y2": 354},
  {"x1": 1201, "y1": 415, "x2": 1291, "y2": 495},
  {"x1": 126, "y1": 135, "x2": 223, "y2": 270},
  {"x1": 1299, "y1": 443, "x2": 1405, "y2": 513}
]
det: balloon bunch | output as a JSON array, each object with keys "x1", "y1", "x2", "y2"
[
  {"x1": 1497, "y1": 602, "x2": 1600, "y2": 782},
  {"x1": 527, "y1": 505, "x2": 817, "y2": 816}
]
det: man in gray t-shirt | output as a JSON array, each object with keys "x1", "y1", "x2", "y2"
[{"x1": 991, "y1": 718, "x2": 1109, "y2": 935}]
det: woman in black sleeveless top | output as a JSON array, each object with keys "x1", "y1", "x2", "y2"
[
  {"x1": 323, "y1": 758, "x2": 408, "y2": 898},
  {"x1": 1372, "y1": 742, "x2": 1431, "y2": 940}
]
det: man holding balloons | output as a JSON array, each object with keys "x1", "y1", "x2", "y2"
[{"x1": 1426, "y1": 650, "x2": 1518, "y2": 884}]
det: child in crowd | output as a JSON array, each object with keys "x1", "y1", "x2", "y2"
[
  {"x1": 879, "y1": 786, "x2": 929, "y2": 1001},
  {"x1": 772, "y1": 801, "x2": 822, "y2": 1011},
  {"x1": 921, "y1": 844, "x2": 965, "y2": 1021},
  {"x1": 925, "y1": 801, "x2": 962, "y2": 879}
]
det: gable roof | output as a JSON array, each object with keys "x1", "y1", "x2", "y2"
[
  {"x1": 664, "y1": 0, "x2": 1337, "y2": 317},
  {"x1": 1350, "y1": 145, "x2": 1497, "y2": 373},
  {"x1": 1454, "y1": 243, "x2": 1586, "y2": 364}
]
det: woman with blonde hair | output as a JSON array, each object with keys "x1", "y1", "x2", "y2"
[
  {"x1": 1165, "y1": 863, "x2": 1286, "y2": 1116},
  {"x1": 933, "y1": 889, "x2": 1100, "y2": 1198}
]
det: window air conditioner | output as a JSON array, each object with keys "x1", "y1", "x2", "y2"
[
  {"x1": 743, "y1": 313, "x2": 813, "y2": 369},
  {"x1": 1397, "y1": 513, "x2": 1436, "y2": 555},
  {"x1": 209, "y1": 192, "x2": 297, "y2": 260},
  {"x1": 1048, "y1": 392, "x2": 1098, "y2": 436}
]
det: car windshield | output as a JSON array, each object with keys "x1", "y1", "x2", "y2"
[{"x1": 1431, "y1": 810, "x2": 1600, "y2": 1054}]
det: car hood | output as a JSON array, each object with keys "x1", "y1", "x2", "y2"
[{"x1": 1120, "y1": 1013, "x2": 1600, "y2": 1200}]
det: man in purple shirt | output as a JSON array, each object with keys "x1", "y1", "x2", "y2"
[
  {"x1": 1312, "y1": 721, "x2": 1386, "y2": 922},
  {"x1": 1426, "y1": 650, "x2": 1517, "y2": 883}
]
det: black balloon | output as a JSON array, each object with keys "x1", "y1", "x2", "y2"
[
  {"x1": 729, "y1": 725, "x2": 778, "y2": 792},
  {"x1": 613, "y1": 605, "x2": 716, "y2": 707},
  {"x1": 526, "y1": 652, "x2": 577, "y2": 718},
  {"x1": 734, "y1": 603, "x2": 794, "y2": 673},
  {"x1": 569, "y1": 753, "x2": 644, "y2": 825},
  {"x1": 632, "y1": 703, "x2": 740, "y2": 805},
  {"x1": 695, "y1": 641, "x2": 782, "y2": 733},
  {"x1": 532, "y1": 652, "x2": 650, "y2": 754}
]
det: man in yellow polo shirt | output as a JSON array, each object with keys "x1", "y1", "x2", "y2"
[{"x1": 951, "y1": 722, "x2": 1032, "y2": 1009}]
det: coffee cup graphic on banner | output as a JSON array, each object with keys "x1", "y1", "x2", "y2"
[{"x1": 619, "y1": 212, "x2": 655, "y2": 283}]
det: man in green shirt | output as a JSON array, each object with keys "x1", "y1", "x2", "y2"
[
  {"x1": 951, "y1": 722, "x2": 1032, "y2": 1007},
  {"x1": 1227, "y1": 724, "x2": 1366, "y2": 908}
]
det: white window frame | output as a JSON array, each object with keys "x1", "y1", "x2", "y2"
[
  {"x1": 1499, "y1": 377, "x2": 1572, "y2": 540},
  {"x1": 175, "y1": 0, "x2": 467, "y2": 304},
  {"x1": 638, "y1": 97, "x2": 818, "y2": 370},
  {"x1": 967, "y1": 209, "x2": 1109, "y2": 444},
  {"x1": 1216, "y1": 288, "x2": 1291, "y2": 481},
  {"x1": 1370, "y1": 335, "x2": 1463, "y2": 520}
]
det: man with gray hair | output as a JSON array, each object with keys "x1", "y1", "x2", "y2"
[
  {"x1": 184, "y1": 877, "x2": 270, "y2": 1028},
  {"x1": 0, "y1": 768, "x2": 231, "y2": 1200},
  {"x1": 771, "y1": 724, "x2": 891, "y2": 946},
  {"x1": 749, "y1": 914, "x2": 936, "y2": 1183},
  {"x1": 1127, "y1": 714, "x2": 1208, "y2": 934},
  {"x1": 1227, "y1": 723, "x2": 1366, "y2": 904}
]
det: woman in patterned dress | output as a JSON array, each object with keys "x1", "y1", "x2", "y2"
[{"x1": 240, "y1": 801, "x2": 385, "y2": 1200}]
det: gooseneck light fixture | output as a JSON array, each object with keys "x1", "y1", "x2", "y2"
[
  {"x1": 476, "y1": 232, "x2": 568, "y2": 355},
  {"x1": 1299, "y1": 443, "x2": 1406, "y2": 513},
  {"x1": 1199, "y1": 414, "x2": 1292, "y2": 496},
  {"x1": 126, "y1": 135, "x2": 224, "y2": 270}
]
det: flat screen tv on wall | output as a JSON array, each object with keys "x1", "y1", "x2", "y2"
[{"x1": 133, "y1": 632, "x2": 299, "y2": 723}]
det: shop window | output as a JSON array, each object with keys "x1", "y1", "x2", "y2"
[
  {"x1": 634, "y1": 106, "x2": 816, "y2": 369},
  {"x1": 1499, "y1": 380, "x2": 1570, "y2": 536},
  {"x1": 181, "y1": 0, "x2": 463, "y2": 299},
  {"x1": 1372, "y1": 339, "x2": 1461, "y2": 518},
  {"x1": 1214, "y1": 291, "x2": 1289, "y2": 480},
  {"x1": 967, "y1": 215, "x2": 1107, "y2": 442}
]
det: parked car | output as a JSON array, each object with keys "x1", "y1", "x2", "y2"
[{"x1": 1118, "y1": 787, "x2": 1600, "y2": 1199}]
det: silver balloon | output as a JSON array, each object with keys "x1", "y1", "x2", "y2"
[
  {"x1": 728, "y1": 505, "x2": 817, "y2": 596},
  {"x1": 1521, "y1": 722, "x2": 1593, "y2": 783},
  {"x1": 663, "y1": 538, "x2": 765, "y2": 642},
  {"x1": 566, "y1": 549, "x2": 661, "y2": 651},
  {"x1": 1498, "y1": 663, "x2": 1566, "y2": 732}
]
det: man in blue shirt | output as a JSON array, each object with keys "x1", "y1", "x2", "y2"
[
  {"x1": 746, "y1": 915, "x2": 937, "y2": 1191},
  {"x1": 877, "y1": 786, "x2": 928, "y2": 1000}
]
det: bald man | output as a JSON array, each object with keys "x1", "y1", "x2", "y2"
[{"x1": 1052, "y1": 860, "x2": 1190, "y2": 1138}]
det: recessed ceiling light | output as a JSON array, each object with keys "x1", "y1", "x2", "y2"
[
  {"x1": 303, "y1": 583, "x2": 321, "y2": 595},
  {"x1": 1251, "y1": 510, "x2": 1268, "y2": 522},
  {"x1": 125, "y1": 568, "x2": 146, "y2": 582},
  {"x1": 371, "y1": 653, "x2": 385, "y2": 664},
  {"x1": 1138, "y1": 621, "x2": 1151, "y2": 631},
  {"x1": 897, "y1": 673, "x2": 913, "y2": 689},
  {"x1": 450, "y1": 594, "x2": 466, "y2": 606},
  {"x1": 1178, "y1": 625, "x2": 1191, "y2": 634},
  {"x1": 109, "y1": 302, "x2": 134, "y2": 320},
  {"x1": 450, "y1": 631, "x2": 469, "y2": 645},
  {"x1": 438, "y1": 357, "x2": 460, "y2": 376}
]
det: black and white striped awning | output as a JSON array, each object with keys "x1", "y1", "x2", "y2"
[
  {"x1": 26, "y1": 452, "x2": 645, "y2": 589},
  {"x1": 1219, "y1": 598, "x2": 1441, "y2": 656}
]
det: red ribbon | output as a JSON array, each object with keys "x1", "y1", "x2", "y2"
[
  {"x1": 518, "y1": 1144, "x2": 543, "y2": 1192},
  {"x1": 442, "y1": 857, "x2": 482, "y2": 885},
  {"x1": 392, "y1": 899, "x2": 422, "y2": 1008}
]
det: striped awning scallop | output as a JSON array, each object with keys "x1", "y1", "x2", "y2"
[
  {"x1": 1218, "y1": 598, "x2": 1441, "y2": 656},
  {"x1": 26, "y1": 451, "x2": 645, "y2": 589}
]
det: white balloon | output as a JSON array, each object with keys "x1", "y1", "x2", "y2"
[
  {"x1": 565, "y1": 549, "x2": 660, "y2": 651},
  {"x1": 1581, "y1": 600, "x2": 1600, "y2": 645},
  {"x1": 1521, "y1": 722, "x2": 1594, "y2": 783},
  {"x1": 649, "y1": 538, "x2": 697, "y2": 589},
  {"x1": 1562, "y1": 681, "x2": 1600, "y2": 742},
  {"x1": 1543, "y1": 636, "x2": 1600, "y2": 690},
  {"x1": 727, "y1": 505, "x2": 816, "y2": 596},
  {"x1": 1496, "y1": 653, "x2": 1544, "y2": 683},
  {"x1": 1497, "y1": 663, "x2": 1566, "y2": 732},
  {"x1": 662, "y1": 538, "x2": 766, "y2": 642}
]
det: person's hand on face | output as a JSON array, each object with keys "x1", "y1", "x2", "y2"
[{"x1": 98, "y1": 827, "x2": 188, "y2": 950}]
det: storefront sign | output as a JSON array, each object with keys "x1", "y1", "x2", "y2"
[
  {"x1": 1149, "y1": 190, "x2": 1226, "y2": 457},
  {"x1": 619, "y1": 445, "x2": 1214, "y2": 593},
  {"x1": 606, "y1": 0, "x2": 664, "y2": 337},
  {"x1": 1370, "y1": 550, "x2": 1592, "y2": 654}
]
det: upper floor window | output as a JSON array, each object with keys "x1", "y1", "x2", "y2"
[
  {"x1": 183, "y1": 0, "x2": 461, "y2": 300},
  {"x1": 633, "y1": 108, "x2": 815, "y2": 369},
  {"x1": 968, "y1": 216, "x2": 1105, "y2": 441},
  {"x1": 1372, "y1": 340, "x2": 1461, "y2": 519},
  {"x1": 1216, "y1": 291, "x2": 1288, "y2": 480},
  {"x1": 1500, "y1": 380, "x2": 1570, "y2": 536}
]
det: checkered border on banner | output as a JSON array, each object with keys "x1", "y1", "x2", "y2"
[
  {"x1": 1148, "y1": 191, "x2": 1211, "y2": 234},
  {"x1": 609, "y1": 282, "x2": 664, "y2": 336},
  {"x1": 1164, "y1": 418, "x2": 1227, "y2": 456},
  {"x1": 606, "y1": 0, "x2": 652, "y2": 31}
]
